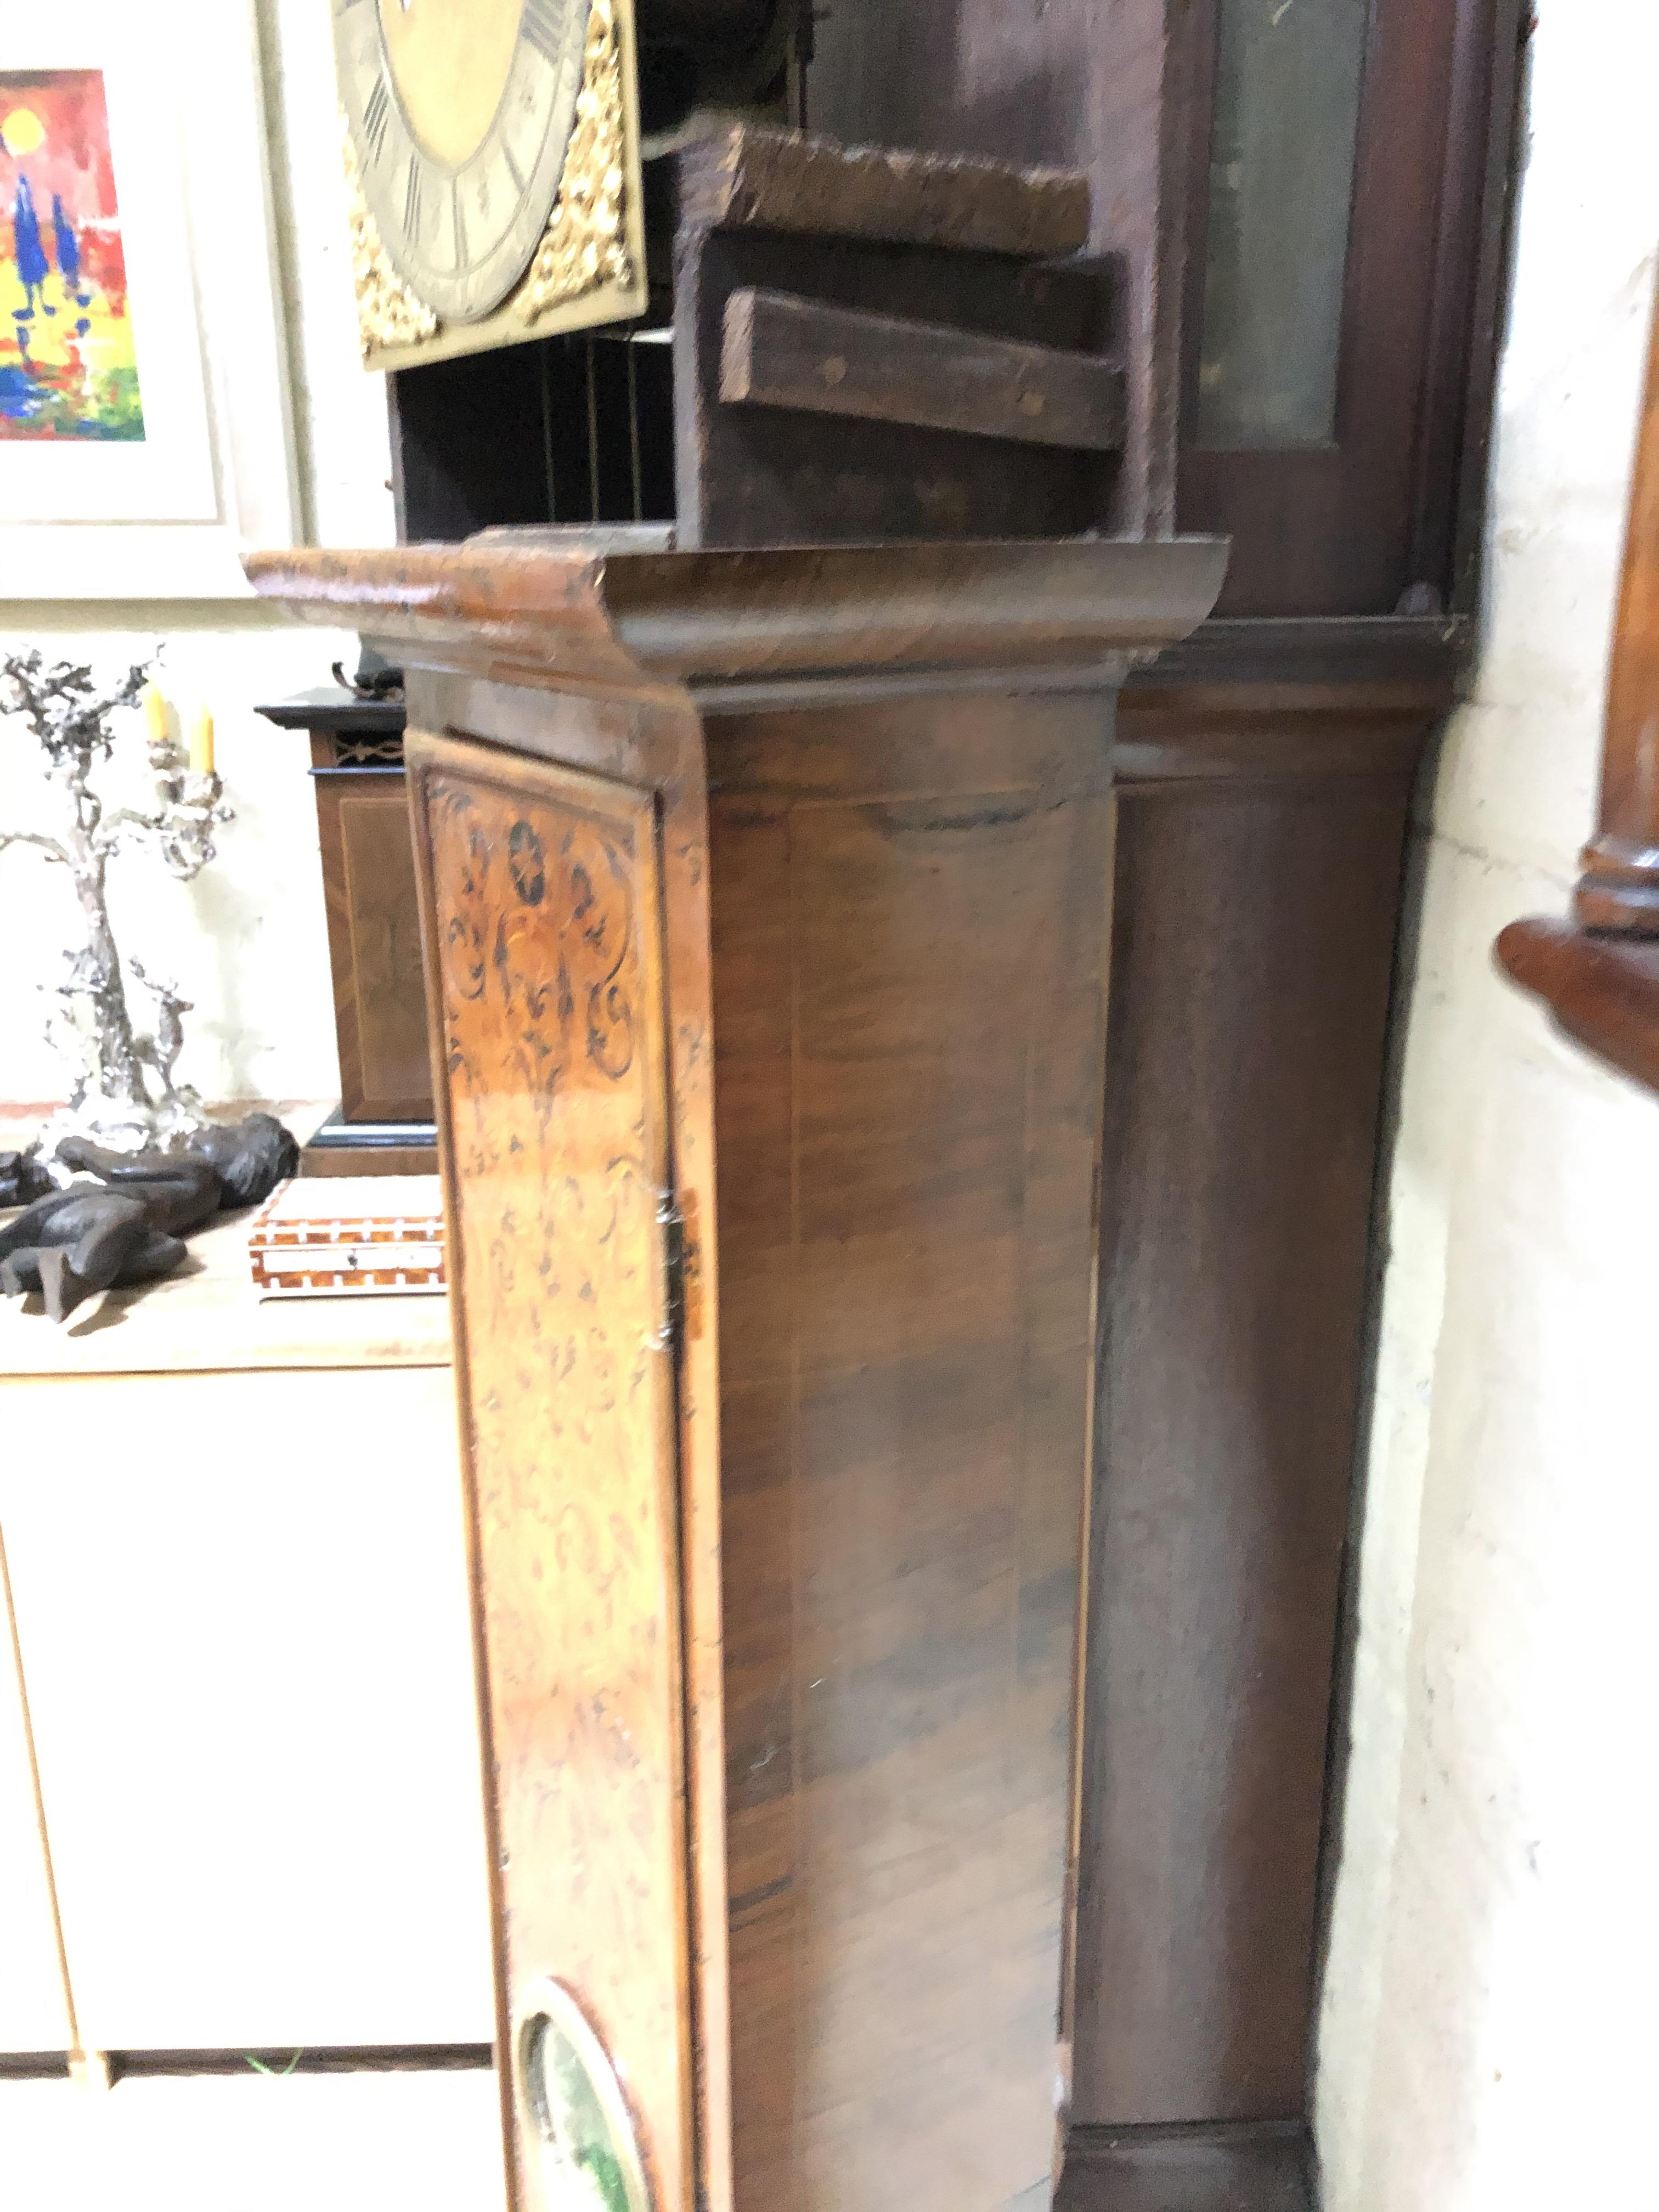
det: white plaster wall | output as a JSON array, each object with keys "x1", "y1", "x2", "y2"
[
  {"x1": 0, "y1": 0, "x2": 395, "y2": 1110},
  {"x1": 1315, "y1": 6, "x2": 1659, "y2": 2208}
]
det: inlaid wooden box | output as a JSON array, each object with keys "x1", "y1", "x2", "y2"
[{"x1": 247, "y1": 1176, "x2": 446, "y2": 1297}]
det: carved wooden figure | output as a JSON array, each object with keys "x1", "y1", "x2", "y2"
[{"x1": 247, "y1": 531, "x2": 1227, "y2": 2212}]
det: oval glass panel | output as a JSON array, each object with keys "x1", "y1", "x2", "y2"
[{"x1": 516, "y1": 1980, "x2": 653, "y2": 2212}]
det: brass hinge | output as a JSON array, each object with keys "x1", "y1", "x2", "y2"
[{"x1": 656, "y1": 1189, "x2": 689, "y2": 1352}]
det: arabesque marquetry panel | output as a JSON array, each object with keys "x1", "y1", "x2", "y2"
[{"x1": 409, "y1": 732, "x2": 693, "y2": 2212}]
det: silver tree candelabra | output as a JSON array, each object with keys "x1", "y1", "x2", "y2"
[{"x1": 0, "y1": 650, "x2": 232, "y2": 1159}]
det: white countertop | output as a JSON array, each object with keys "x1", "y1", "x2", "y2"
[{"x1": 0, "y1": 1105, "x2": 453, "y2": 1379}]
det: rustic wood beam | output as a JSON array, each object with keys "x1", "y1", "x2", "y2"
[
  {"x1": 719, "y1": 287, "x2": 1127, "y2": 451},
  {"x1": 676, "y1": 122, "x2": 1091, "y2": 257}
]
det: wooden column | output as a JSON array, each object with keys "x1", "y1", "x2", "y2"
[{"x1": 1064, "y1": 618, "x2": 1457, "y2": 2211}]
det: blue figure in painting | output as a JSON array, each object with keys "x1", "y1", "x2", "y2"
[
  {"x1": 52, "y1": 194, "x2": 87, "y2": 307},
  {"x1": 13, "y1": 176, "x2": 49, "y2": 321}
]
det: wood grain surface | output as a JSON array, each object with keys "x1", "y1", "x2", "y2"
[
  {"x1": 408, "y1": 736, "x2": 693, "y2": 2212},
  {"x1": 706, "y1": 688, "x2": 1114, "y2": 2212},
  {"x1": 1057, "y1": 2120, "x2": 1313, "y2": 2212},
  {"x1": 1073, "y1": 714, "x2": 1418, "y2": 2128},
  {"x1": 805, "y1": 0, "x2": 1193, "y2": 535},
  {"x1": 805, "y1": 0, "x2": 1519, "y2": 605},
  {"x1": 314, "y1": 781, "x2": 433, "y2": 1121},
  {"x1": 676, "y1": 227, "x2": 1120, "y2": 549},
  {"x1": 719, "y1": 287, "x2": 1127, "y2": 452},
  {"x1": 676, "y1": 123, "x2": 1091, "y2": 258},
  {"x1": 244, "y1": 539, "x2": 1227, "y2": 695}
]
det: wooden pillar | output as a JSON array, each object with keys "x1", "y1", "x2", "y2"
[{"x1": 1064, "y1": 621, "x2": 1456, "y2": 2209}]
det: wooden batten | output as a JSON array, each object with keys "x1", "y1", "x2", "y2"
[
  {"x1": 719, "y1": 288, "x2": 1127, "y2": 452},
  {"x1": 674, "y1": 123, "x2": 1092, "y2": 258}
]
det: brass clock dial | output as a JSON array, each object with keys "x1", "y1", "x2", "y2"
[{"x1": 335, "y1": 0, "x2": 590, "y2": 324}]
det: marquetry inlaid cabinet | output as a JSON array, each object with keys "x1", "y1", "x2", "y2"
[{"x1": 250, "y1": 533, "x2": 1226, "y2": 2212}]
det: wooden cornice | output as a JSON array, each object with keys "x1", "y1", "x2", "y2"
[
  {"x1": 244, "y1": 532, "x2": 1228, "y2": 698},
  {"x1": 1497, "y1": 278, "x2": 1659, "y2": 1094}
]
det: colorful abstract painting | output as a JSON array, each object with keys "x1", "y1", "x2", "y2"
[{"x1": 0, "y1": 70, "x2": 144, "y2": 441}]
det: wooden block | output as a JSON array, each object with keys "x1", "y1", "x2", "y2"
[
  {"x1": 680, "y1": 123, "x2": 1090, "y2": 258},
  {"x1": 720, "y1": 289, "x2": 1126, "y2": 453},
  {"x1": 1071, "y1": 781, "x2": 1412, "y2": 2130}
]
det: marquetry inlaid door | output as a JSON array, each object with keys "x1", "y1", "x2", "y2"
[{"x1": 407, "y1": 731, "x2": 696, "y2": 2212}]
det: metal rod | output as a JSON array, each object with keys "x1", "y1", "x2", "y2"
[
  {"x1": 627, "y1": 338, "x2": 644, "y2": 522},
  {"x1": 539, "y1": 344, "x2": 557, "y2": 522},
  {"x1": 585, "y1": 333, "x2": 601, "y2": 522}
]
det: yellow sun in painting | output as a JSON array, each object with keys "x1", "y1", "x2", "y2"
[{"x1": 1, "y1": 108, "x2": 45, "y2": 157}]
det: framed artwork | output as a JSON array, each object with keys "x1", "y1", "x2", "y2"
[
  {"x1": 0, "y1": 1, "x2": 297, "y2": 597},
  {"x1": 0, "y1": 70, "x2": 144, "y2": 442}
]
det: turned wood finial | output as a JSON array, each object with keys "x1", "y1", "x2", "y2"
[
  {"x1": 1576, "y1": 279, "x2": 1659, "y2": 932},
  {"x1": 1498, "y1": 269, "x2": 1659, "y2": 1093}
]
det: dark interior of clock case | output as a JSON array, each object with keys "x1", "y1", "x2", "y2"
[{"x1": 391, "y1": 326, "x2": 679, "y2": 538}]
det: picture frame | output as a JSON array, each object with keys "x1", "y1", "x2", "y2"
[{"x1": 0, "y1": 0, "x2": 298, "y2": 599}]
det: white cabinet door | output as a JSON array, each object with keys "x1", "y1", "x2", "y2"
[
  {"x1": 0, "y1": 1365, "x2": 494, "y2": 2051},
  {"x1": 0, "y1": 1541, "x2": 71, "y2": 2052},
  {"x1": 0, "y1": 2069, "x2": 508, "y2": 2211}
]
